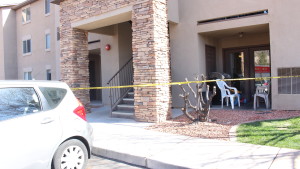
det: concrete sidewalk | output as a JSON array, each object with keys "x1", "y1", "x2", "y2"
[{"x1": 87, "y1": 106, "x2": 300, "y2": 169}]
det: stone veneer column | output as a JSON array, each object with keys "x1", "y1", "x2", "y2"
[
  {"x1": 132, "y1": 0, "x2": 171, "y2": 122},
  {"x1": 60, "y1": 23, "x2": 90, "y2": 111}
]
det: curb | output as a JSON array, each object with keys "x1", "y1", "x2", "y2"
[
  {"x1": 92, "y1": 147, "x2": 146, "y2": 167},
  {"x1": 92, "y1": 146, "x2": 188, "y2": 169},
  {"x1": 229, "y1": 124, "x2": 239, "y2": 142}
]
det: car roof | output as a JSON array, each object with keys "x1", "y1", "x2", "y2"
[{"x1": 0, "y1": 80, "x2": 69, "y2": 88}]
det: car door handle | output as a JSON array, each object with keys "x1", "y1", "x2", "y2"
[{"x1": 41, "y1": 117, "x2": 54, "y2": 124}]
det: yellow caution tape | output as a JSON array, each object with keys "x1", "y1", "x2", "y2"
[{"x1": 71, "y1": 75, "x2": 300, "y2": 90}]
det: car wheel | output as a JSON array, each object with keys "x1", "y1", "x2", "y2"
[{"x1": 52, "y1": 139, "x2": 88, "y2": 169}]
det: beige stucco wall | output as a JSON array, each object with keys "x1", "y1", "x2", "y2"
[
  {"x1": 167, "y1": 0, "x2": 179, "y2": 23},
  {"x1": 0, "y1": 7, "x2": 18, "y2": 80},
  {"x1": 16, "y1": 1, "x2": 60, "y2": 80},
  {"x1": 97, "y1": 25, "x2": 120, "y2": 105},
  {"x1": 269, "y1": 0, "x2": 300, "y2": 110},
  {"x1": 0, "y1": 8, "x2": 4, "y2": 80},
  {"x1": 88, "y1": 33, "x2": 101, "y2": 51},
  {"x1": 170, "y1": 0, "x2": 300, "y2": 110},
  {"x1": 118, "y1": 22, "x2": 132, "y2": 67}
]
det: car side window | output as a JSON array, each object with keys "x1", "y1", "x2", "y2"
[
  {"x1": 39, "y1": 87, "x2": 67, "y2": 110},
  {"x1": 0, "y1": 88, "x2": 41, "y2": 121}
]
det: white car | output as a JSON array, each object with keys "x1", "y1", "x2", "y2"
[{"x1": 0, "y1": 81, "x2": 93, "y2": 169}]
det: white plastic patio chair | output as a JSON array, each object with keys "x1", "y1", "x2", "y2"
[
  {"x1": 216, "y1": 79, "x2": 240, "y2": 109},
  {"x1": 253, "y1": 84, "x2": 270, "y2": 110}
]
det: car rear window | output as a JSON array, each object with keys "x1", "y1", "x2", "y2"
[
  {"x1": 0, "y1": 87, "x2": 41, "y2": 121},
  {"x1": 39, "y1": 87, "x2": 67, "y2": 110}
]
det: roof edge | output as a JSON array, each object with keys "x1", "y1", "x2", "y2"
[
  {"x1": 12, "y1": 0, "x2": 39, "y2": 10},
  {"x1": 0, "y1": 5, "x2": 16, "y2": 8},
  {"x1": 50, "y1": 0, "x2": 61, "y2": 5}
]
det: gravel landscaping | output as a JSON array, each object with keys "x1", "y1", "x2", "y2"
[{"x1": 147, "y1": 109, "x2": 300, "y2": 141}]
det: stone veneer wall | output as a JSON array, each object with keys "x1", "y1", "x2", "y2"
[
  {"x1": 59, "y1": 0, "x2": 171, "y2": 122},
  {"x1": 132, "y1": 0, "x2": 171, "y2": 122},
  {"x1": 60, "y1": 28, "x2": 90, "y2": 111}
]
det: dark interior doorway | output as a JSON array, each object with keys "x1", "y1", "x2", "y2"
[
  {"x1": 223, "y1": 45, "x2": 270, "y2": 103},
  {"x1": 89, "y1": 49, "x2": 102, "y2": 101},
  {"x1": 205, "y1": 45, "x2": 217, "y2": 75}
]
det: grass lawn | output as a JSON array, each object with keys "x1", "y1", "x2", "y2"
[{"x1": 237, "y1": 117, "x2": 300, "y2": 150}]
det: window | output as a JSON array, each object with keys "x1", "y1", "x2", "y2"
[
  {"x1": 45, "y1": 33, "x2": 51, "y2": 50},
  {"x1": 278, "y1": 68, "x2": 300, "y2": 94},
  {"x1": 24, "y1": 72, "x2": 32, "y2": 80},
  {"x1": 198, "y1": 10, "x2": 268, "y2": 25},
  {"x1": 46, "y1": 69, "x2": 51, "y2": 80},
  {"x1": 57, "y1": 27, "x2": 60, "y2": 41},
  {"x1": 45, "y1": 0, "x2": 50, "y2": 14},
  {"x1": 39, "y1": 87, "x2": 67, "y2": 110},
  {"x1": 0, "y1": 88, "x2": 41, "y2": 121},
  {"x1": 22, "y1": 7, "x2": 31, "y2": 23},
  {"x1": 23, "y1": 39, "x2": 31, "y2": 54}
]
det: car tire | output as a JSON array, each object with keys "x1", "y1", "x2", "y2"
[{"x1": 52, "y1": 139, "x2": 88, "y2": 169}]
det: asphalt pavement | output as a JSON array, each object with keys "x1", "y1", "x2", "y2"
[{"x1": 87, "y1": 155, "x2": 144, "y2": 169}]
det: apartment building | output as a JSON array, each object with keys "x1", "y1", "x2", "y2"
[
  {"x1": 0, "y1": 4, "x2": 18, "y2": 80},
  {"x1": 2, "y1": 0, "x2": 300, "y2": 122},
  {"x1": 13, "y1": 0, "x2": 61, "y2": 80},
  {"x1": 1, "y1": 0, "x2": 102, "y2": 84},
  {"x1": 0, "y1": 0, "x2": 60, "y2": 80},
  {"x1": 50, "y1": 0, "x2": 300, "y2": 122},
  {"x1": 1, "y1": 0, "x2": 103, "y2": 104}
]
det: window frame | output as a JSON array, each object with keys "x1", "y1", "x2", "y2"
[
  {"x1": 24, "y1": 72, "x2": 32, "y2": 80},
  {"x1": 46, "y1": 69, "x2": 51, "y2": 80},
  {"x1": 22, "y1": 37, "x2": 32, "y2": 55},
  {"x1": 56, "y1": 27, "x2": 60, "y2": 41},
  {"x1": 278, "y1": 67, "x2": 300, "y2": 94},
  {"x1": 45, "y1": 0, "x2": 50, "y2": 15},
  {"x1": 45, "y1": 33, "x2": 51, "y2": 51},
  {"x1": 22, "y1": 6, "x2": 31, "y2": 24}
]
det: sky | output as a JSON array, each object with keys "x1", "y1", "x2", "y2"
[{"x1": 0, "y1": 0, "x2": 27, "y2": 6}]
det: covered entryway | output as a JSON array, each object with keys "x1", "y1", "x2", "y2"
[
  {"x1": 201, "y1": 23, "x2": 271, "y2": 108},
  {"x1": 52, "y1": 0, "x2": 172, "y2": 122},
  {"x1": 89, "y1": 21, "x2": 134, "y2": 118}
]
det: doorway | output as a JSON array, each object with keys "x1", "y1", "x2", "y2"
[
  {"x1": 89, "y1": 50, "x2": 102, "y2": 101},
  {"x1": 223, "y1": 45, "x2": 270, "y2": 103}
]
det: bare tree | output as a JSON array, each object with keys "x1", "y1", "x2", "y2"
[{"x1": 179, "y1": 75, "x2": 216, "y2": 123}]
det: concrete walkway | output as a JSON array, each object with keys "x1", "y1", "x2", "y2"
[{"x1": 88, "y1": 106, "x2": 300, "y2": 169}]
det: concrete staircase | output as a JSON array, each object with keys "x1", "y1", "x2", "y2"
[{"x1": 111, "y1": 89, "x2": 134, "y2": 119}]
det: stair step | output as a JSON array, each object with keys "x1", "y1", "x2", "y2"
[
  {"x1": 123, "y1": 98, "x2": 134, "y2": 104},
  {"x1": 112, "y1": 110, "x2": 134, "y2": 119},
  {"x1": 117, "y1": 104, "x2": 134, "y2": 111},
  {"x1": 127, "y1": 92, "x2": 134, "y2": 98}
]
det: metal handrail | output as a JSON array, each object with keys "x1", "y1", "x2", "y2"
[{"x1": 107, "y1": 57, "x2": 133, "y2": 113}]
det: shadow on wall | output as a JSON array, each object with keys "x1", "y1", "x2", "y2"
[{"x1": 3, "y1": 8, "x2": 18, "y2": 79}]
